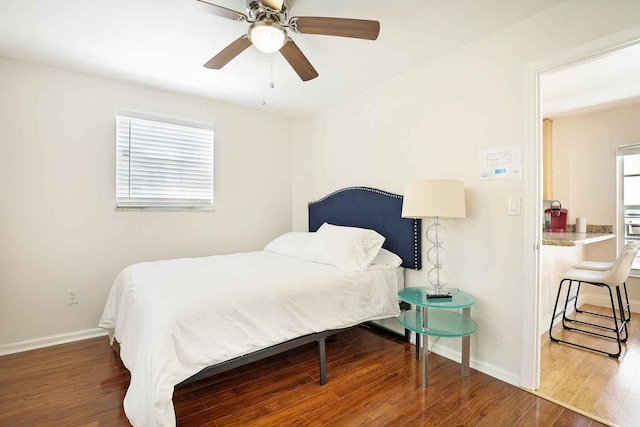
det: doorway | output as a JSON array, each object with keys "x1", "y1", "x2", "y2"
[{"x1": 522, "y1": 28, "x2": 640, "y2": 425}]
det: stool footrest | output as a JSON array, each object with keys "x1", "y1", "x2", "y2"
[
  {"x1": 563, "y1": 324, "x2": 627, "y2": 342},
  {"x1": 575, "y1": 307, "x2": 630, "y2": 321},
  {"x1": 564, "y1": 317, "x2": 625, "y2": 333},
  {"x1": 549, "y1": 278, "x2": 629, "y2": 359}
]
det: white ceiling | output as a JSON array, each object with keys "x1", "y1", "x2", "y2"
[
  {"x1": 0, "y1": 0, "x2": 563, "y2": 116},
  {"x1": 542, "y1": 42, "x2": 640, "y2": 117}
]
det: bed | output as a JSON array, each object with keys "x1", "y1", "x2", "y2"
[{"x1": 99, "y1": 187, "x2": 421, "y2": 427}]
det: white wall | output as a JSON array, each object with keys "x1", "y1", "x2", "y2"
[
  {"x1": 292, "y1": 0, "x2": 640, "y2": 384},
  {"x1": 551, "y1": 103, "x2": 640, "y2": 303},
  {"x1": 549, "y1": 118, "x2": 572, "y2": 215},
  {"x1": 0, "y1": 57, "x2": 292, "y2": 347},
  {"x1": 552, "y1": 103, "x2": 640, "y2": 226},
  {"x1": 540, "y1": 244, "x2": 585, "y2": 330}
]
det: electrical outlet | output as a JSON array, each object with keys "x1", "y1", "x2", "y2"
[{"x1": 67, "y1": 289, "x2": 79, "y2": 305}]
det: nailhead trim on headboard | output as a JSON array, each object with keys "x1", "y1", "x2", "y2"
[
  {"x1": 414, "y1": 221, "x2": 419, "y2": 269},
  {"x1": 309, "y1": 186, "x2": 403, "y2": 204},
  {"x1": 308, "y1": 186, "x2": 421, "y2": 270}
]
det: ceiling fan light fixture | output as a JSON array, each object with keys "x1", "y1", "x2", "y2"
[
  {"x1": 199, "y1": 0, "x2": 380, "y2": 82},
  {"x1": 248, "y1": 21, "x2": 287, "y2": 53}
]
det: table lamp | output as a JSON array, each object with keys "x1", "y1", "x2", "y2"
[{"x1": 402, "y1": 180, "x2": 466, "y2": 298}]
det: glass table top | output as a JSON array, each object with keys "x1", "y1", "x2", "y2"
[
  {"x1": 398, "y1": 287, "x2": 476, "y2": 309},
  {"x1": 399, "y1": 309, "x2": 477, "y2": 337}
]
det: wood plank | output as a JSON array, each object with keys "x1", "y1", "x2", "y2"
[
  {"x1": 432, "y1": 378, "x2": 534, "y2": 426},
  {"x1": 0, "y1": 327, "x2": 601, "y2": 426},
  {"x1": 539, "y1": 303, "x2": 640, "y2": 425},
  {"x1": 474, "y1": 390, "x2": 538, "y2": 426},
  {"x1": 614, "y1": 390, "x2": 640, "y2": 426},
  {"x1": 239, "y1": 390, "x2": 341, "y2": 427},
  {"x1": 551, "y1": 408, "x2": 592, "y2": 427},
  {"x1": 276, "y1": 372, "x2": 408, "y2": 426},
  {"x1": 513, "y1": 398, "x2": 564, "y2": 427}
]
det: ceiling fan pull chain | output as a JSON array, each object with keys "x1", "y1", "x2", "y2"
[
  {"x1": 262, "y1": 69, "x2": 267, "y2": 106},
  {"x1": 270, "y1": 51, "x2": 275, "y2": 89}
]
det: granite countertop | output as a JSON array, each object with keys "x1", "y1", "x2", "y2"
[
  {"x1": 542, "y1": 224, "x2": 615, "y2": 247},
  {"x1": 543, "y1": 232, "x2": 615, "y2": 247}
]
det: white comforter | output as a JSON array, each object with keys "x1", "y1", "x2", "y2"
[{"x1": 99, "y1": 251, "x2": 402, "y2": 427}]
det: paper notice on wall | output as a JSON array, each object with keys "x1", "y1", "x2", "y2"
[{"x1": 479, "y1": 145, "x2": 522, "y2": 180}]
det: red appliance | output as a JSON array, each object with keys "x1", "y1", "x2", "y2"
[{"x1": 545, "y1": 200, "x2": 568, "y2": 232}]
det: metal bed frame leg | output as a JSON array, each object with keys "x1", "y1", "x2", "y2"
[{"x1": 318, "y1": 337, "x2": 327, "y2": 385}]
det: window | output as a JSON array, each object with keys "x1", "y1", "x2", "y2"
[
  {"x1": 618, "y1": 144, "x2": 640, "y2": 274},
  {"x1": 116, "y1": 111, "x2": 214, "y2": 210}
]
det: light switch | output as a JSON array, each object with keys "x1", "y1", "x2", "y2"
[{"x1": 508, "y1": 197, "x2": 521, "y2": 216}]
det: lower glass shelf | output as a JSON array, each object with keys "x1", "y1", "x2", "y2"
[{"x1": 399, "y1": 309, "x2": 477, "y2": 338}]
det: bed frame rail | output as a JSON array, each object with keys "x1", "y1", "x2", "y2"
[{"x1": 177, "y1": 329, "x2": 341, "y2": 387}]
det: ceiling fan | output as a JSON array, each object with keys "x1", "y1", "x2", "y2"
[{"x1": 195, "y1": 0, "x2": 380, "y2": 82}]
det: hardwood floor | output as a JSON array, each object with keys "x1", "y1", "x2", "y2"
[
  {"x1": 539, "y1": 303, "x2": 640, "y2": 426},
  {"x1": 0, "y1": 327, "x2": 602, "y2": 427}
]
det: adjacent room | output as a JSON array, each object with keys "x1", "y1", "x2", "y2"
[
  {"x1": 539, "y1": 42, "x2": 640, "y2": 425},
  {"x1": 1, "y1": 0, "x2": 640, "y2": 426}
]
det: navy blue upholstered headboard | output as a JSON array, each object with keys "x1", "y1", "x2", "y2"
[{"x1": 308, "y1": 187, "x2": 421, "y2": 270}]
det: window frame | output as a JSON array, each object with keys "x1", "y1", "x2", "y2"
[
  {"x1": 115, "y1": 110, "x2": 215, "y2": 212},
  {"x1": 617, "y1": 144, "x2": 640, "y2": 276}
]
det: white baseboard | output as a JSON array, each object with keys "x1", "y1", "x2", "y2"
[
  {"x1": 408, "y1": 335, "x2": 520, "y2": 386},
  {"x1": 540, "y1": 314, "x2": 551, "y2": 332},
  {"x1": 429, "y1": 342, "x2": 521, "y2": 386},
  {"x1": 0, "y1": 328, "x2": 108, "y2": 356},
  {"x1": 579, "y1": 294, "x2": 640, "y2": 313}
]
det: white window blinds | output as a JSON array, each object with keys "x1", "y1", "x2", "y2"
[{"x1": 116, "y1": 111, "x2": 214, "y2": 210}]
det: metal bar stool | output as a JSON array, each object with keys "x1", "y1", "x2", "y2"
[
  {"x1": 549, "y1": 248, "x2": 637, "y2": 358},
  {"x1": 570, "y1": 242, "x2": 636, "y2": 324}
]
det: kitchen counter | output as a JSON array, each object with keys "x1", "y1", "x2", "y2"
[{"x1": 543, "y1": 232, "x2": 615, "y2": 247}]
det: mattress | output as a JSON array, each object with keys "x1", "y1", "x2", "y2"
[{"x1": 99, "y1": 251, "x2": 403, "y2": 427}]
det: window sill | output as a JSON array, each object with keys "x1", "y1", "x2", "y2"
[{"x1": 115, "y1": 206, "x2": 214, "y2": 212}]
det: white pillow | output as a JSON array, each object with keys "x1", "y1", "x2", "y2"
[
  {"x1": 264, "y1": 232, "x2": 314, "y2": 258},
  {"x1": 367, "y1": 248, "x2": 403, "y2": 270},
  {"x1": 299, "y1": 223, "x2": 385, "y2": 271}
]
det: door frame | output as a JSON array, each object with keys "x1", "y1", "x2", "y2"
[{"x1": 521, "y1": 25, "x2": 640, "y2": 390}]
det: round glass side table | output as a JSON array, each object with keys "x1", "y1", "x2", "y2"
[{"x1": 398, "y1": 287, "x2": 477, "y2": 387}]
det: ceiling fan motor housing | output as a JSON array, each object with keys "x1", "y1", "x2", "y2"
[{"x1": 246, "y1": 0, "x2": 292, "y2": 22}]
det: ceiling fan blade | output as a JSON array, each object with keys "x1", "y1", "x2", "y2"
[
  {"x1": 260, "y1": 0, "x2": 284, "y2": 11},
  {"x1": 280, "y1": 38, "x2": 318, "y2": 82},
  {"x1": 194, "y1": 0, "x2": 247, "y2": 22},
  {"x1": 204, "y1": 35, "x2": 252, "y2": 69},
  {"x1": 290, "y1": 17, "x2": 380, "y2": 40}
]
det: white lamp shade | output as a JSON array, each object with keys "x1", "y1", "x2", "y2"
[{"x1": 401, "y1": 180, "x2": 467, "y2": 219}]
